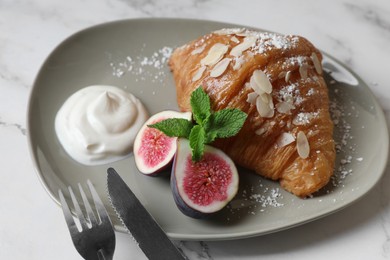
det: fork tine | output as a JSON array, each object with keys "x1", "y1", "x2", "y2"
[
  {"x1": 59, "y1": 183, "x2": 116, "y2": 260},
  {"x1": 78, "y1": 183, "x2": 98, "y2": 226},
  {"x1": 87, "y1": 180, "x2": 111, "y2": 225},
  {"x1": 58, "y1": 189, "x2": 79, "y2": 234},
  {"x1": 68, "y1": 186, "x2": 88, "y2": 231}
]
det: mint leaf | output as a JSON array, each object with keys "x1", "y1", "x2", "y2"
[
  {"x1": 204, "y1": 130, "x2": 218, "y2": 144},
  {"x1": 146, "y1": 88, "x2": 247, "y2": 162},
  {"x1": 148, "y1": 118, "x2": 193, "y2": 138},
  {"x1": 190, "y1": 87, "x2": 211, "y2": 126},
  {"x1": 205, "y1": 108, "x2": 247, "y2": 140},
  {"x1": 189, "y1": 125, "x2": 206, "y2": 161}
]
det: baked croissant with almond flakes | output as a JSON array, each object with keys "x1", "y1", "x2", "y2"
[{"x1": 169, "y1": 28, "x2": 335, "y2": 197}]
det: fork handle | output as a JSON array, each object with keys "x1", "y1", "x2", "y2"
[{"x1": 97, "y1": 249, "x2": 112, "y2": 260}]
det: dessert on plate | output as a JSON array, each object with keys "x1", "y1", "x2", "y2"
[{"x1": 169, "y1": 28, "x2": 335, "y2": 197}]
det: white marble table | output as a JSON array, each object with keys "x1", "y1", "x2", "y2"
[{"x1": 1, "y1": 0, "x2": 390, "y2": 259}]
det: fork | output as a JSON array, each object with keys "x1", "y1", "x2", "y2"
[{"x1": 58, "y1": 180, "x2": 116, "y2": 260}]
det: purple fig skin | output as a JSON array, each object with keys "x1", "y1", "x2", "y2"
[{"x1": 170, "y1": 138, "x2": 239, "y2": 219}]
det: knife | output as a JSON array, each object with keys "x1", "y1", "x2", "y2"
[{"x1": 106, "y1": 167, "x2": 186, "y2": 260}]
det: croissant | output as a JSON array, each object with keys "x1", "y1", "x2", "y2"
[{"x1": 169, "y1": 28, "x2": 335, "y2": 197}]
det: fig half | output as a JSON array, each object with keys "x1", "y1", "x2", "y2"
[
  {"x1": 171, "y1": 138, "x2": 239, "y2": 218},
  {"x1": 133, "y1": 111, "x2": 192, "y2": 175}
]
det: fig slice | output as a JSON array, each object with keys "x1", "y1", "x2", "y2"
[
  {"x1": 133, "y1": 110, "x2": 192, "y2": 175},
  {"x1": 171, "y1": 138, "x2": 239, "y2": 218}
]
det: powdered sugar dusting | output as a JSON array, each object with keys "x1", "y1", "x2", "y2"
[
  {"x1": 293, "y1": 112, "x2": 319, "y2": 125},
  {"x1": 282, "y1": 56, "x2": 308, "y2": 69},
  {"x1": 277, "y1": 83, "x2": 303, "y2": 106},
  {"x1": 226, "y1": 179, "x2": 284, "y2": 220},
  {"x1": 327, "y1": 86, "x2": 362, "y2": 191},
  {"x1": 108, "y1": 46, "x2": 173, "y2": 83},
  {"x1": 251, "y1": 32, "x2": 299, "y2": 55}
]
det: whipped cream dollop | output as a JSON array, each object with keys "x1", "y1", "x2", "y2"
[{"x1": 55, "y1": 85, "x2": 148, "y2": 165}]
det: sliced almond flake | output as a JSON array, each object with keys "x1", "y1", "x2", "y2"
[
  {"x1": 285, "y1": 95, "x2": 294, "y2": 104},
  {"x1": 286, "y1": 120, "x2": 292, "y2": 129},
  {"x1": 276, "y1": 132, "x2": 295, "y2": 148},
  {"x1": 256, "y1": 95, "x2": 274, "y2": 118},
  {"x1": 255, "y1": 91, "x2": 273, "y2": 108},
  {"x1": 214, "y1": 28, "x2": 245, "y2": 35},
  {"x1": 231, "y1": 36, "x2": 240, "y2": 43},
  {"x1": 278, "y1": 71, "x2": 286, "y2": 79},
  {"x1": 236, "y1": 32, "x2": 251, "y2": 37},
  {"x1": 311, "y1": 52, "x2": 322, "y2": 74},
  {"x1": 252, "y1": 70, "x2": 273, "y2": 94},
  {"x1": 191, "y1": 45, "x2": 206, "y2": 55},
  {"x1": 201, "y1": 43, "x2": 229, "y2": 66},
  {"x1": 246, "y1": 92, "x2": 258, "y2": 105},
  {"x1": 230, "y1": 36, "x2": 257, "y2": 57},
  {"x1": 259, "y1": 92, "x2": 269, "y2": 103},
  {"x1": 250, "y1": 73, "x2": 264, "y2": 95},
  {"x1": 192, "y1": 66, "x2": 206, "y2": 82},
  {"x1": 276, "y1": 101, "x2": 295, "y2": 114},
  {"x1": 255, "y1": 121, "x2": 271, "y2": 135},
  {"x1": 210, "y1": 58, "x2": 231, "y2": 77},
  {"x1": 299, "y1": 63, "x2": 309, "y2": 79},
  {"x1": 285, "y1": 71, "x2": 291, "y2": 82},
  {"x1": 297, "y1": 131, "x2": 310, "y2": 159},
  {"x1": 255, "y1": 127, "x2": 267, "y2": 135}
]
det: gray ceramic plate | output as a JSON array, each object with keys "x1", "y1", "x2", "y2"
[{"x1": 27, "y1": 18, "x2": 388, "y2": 241}]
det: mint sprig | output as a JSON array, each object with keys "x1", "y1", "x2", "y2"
[{"x1": 148, "y1": 87, "x2": 247, "y2": 161}]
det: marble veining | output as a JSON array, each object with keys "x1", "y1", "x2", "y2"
[
  {"x1": 1, "y1": 0, "x2": 390, "y2": 259},
  {"x1": 0, "y1": 120, "x2": 26, "y2": 136},
  {"x1": 325, "y1": 35, "x2": 354, "y2": 66},
  {"x1": 178, "y1": 241, "x2": 213, "y2": 260},
  {"x1": 345, "y1": 3, "x2": 390, "y2": 33},
  {"x1": 117, "y1": 0, "x2": 209, "y2": 16}
]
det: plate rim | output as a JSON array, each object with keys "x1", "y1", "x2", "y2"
[{"x1": 26, "y1": 17, "x2": 389, "y2": 241}]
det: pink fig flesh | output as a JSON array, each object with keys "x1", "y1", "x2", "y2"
[
  {"x1": 138, "y1": 124, "x2": 174, "y2": 169},
  {"x1": 133, "y1": 111, "x2": 192, "y2": 175},
  {"x1": 183, "y1": 153, "x2": 233, "y2": 206}
]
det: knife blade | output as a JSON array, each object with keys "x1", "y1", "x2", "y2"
[{"x1": 106, "y1": 167, "x2": 186, "y2": 260}]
